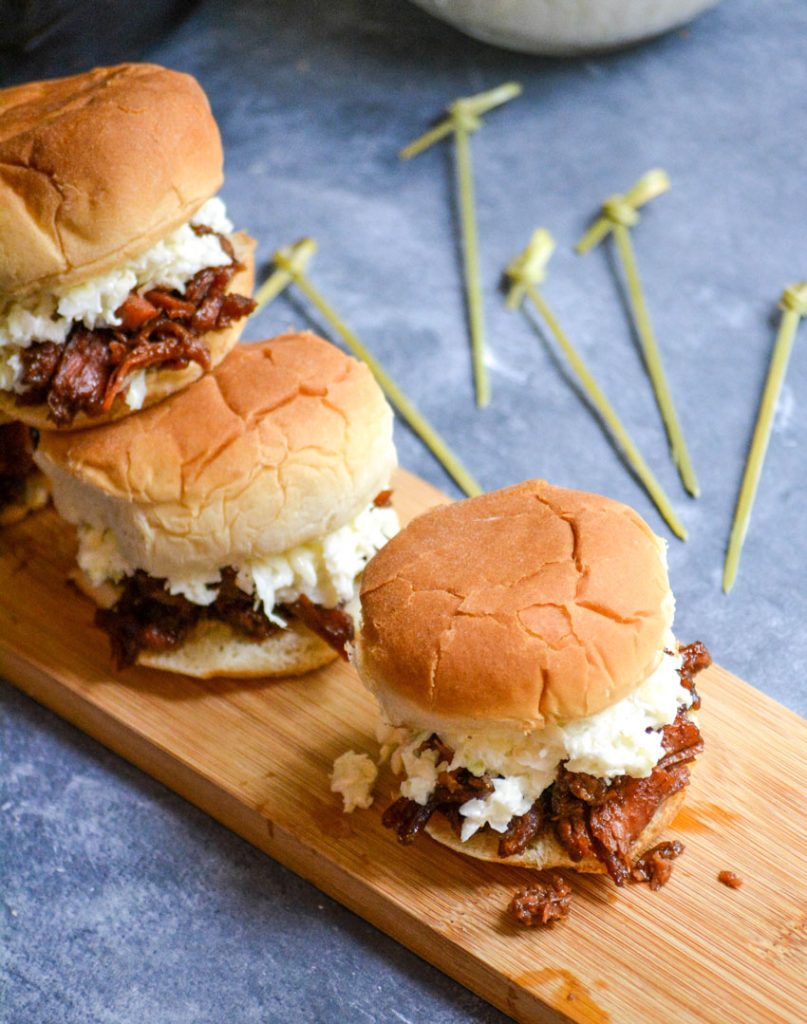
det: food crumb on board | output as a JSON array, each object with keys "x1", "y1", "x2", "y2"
[
  {"x1": 718, "y1": 870, "x2": 743, "y2": 889},
  {"x1": 330, "y1": 750, "x2": 378, "y2": 812},
  {"x1": 509, "y1": 875, "x2": 573, "y2": 927}
]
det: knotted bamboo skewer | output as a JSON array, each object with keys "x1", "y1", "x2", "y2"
[
  {"x1": 402, "y1": 82, "x2": 522, "y2": 409},
  {"x1": 577, "y1": 170, "x2": 700, "y2": 498},
  {"x1": 506, "y1": 228, "x2": 687, "y2": 540},
  {"x1": 723, "y1": 282, "x2": 807, "y2": 592}
]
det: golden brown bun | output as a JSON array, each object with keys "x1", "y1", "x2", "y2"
[
  {"x1": 71, "y1": 570, "x2": 337, "y2": 679},
  {"x1": 1, "y1": 233, "x2": 255, "y2": 432},
  {"x1": 0, "y1": 468, "x2": 50, "y2": 526},
  {"x1": 0, "y1": 63, "x2": 223, "y2": 299},
  {"x1": 356, "y1": 480, "x2": 673, "y2": 732},
  {"x1": 137, "y1": 620, "x2": 338, "y2": 679},
  {"x1": 36, "y1": 332, "x2": 397, "y2": 578},
  {"x1": 425, "y1": 788, "x2": 685, "y2": 872}
]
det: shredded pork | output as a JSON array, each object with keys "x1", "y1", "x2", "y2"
[
  {"x1": 17, "y1": 231, "x2": 255, "y2": 425},
  {"x1": 382, "y1": 642, "x2": 711, "y2": 887},
  {"x1": 95, "y1": 567, "x2": 357, "y2": 669},
  {"x1": 509, "y1": 875, "x2": 573, "y2": 927}
]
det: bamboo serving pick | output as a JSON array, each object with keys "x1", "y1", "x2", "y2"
[
  {"x1": 252, "y1": 238, "x2": 317, "y2": 312},
  {"x1": 576, "y1": 170, "x2": 700, "y2": 498},
  {"x1": 401, "y1": 82, "x2": 522, "y2": 409},
  {"x1": 723, "y1": 282, "x2": 807, "y2": 593},
  {"x1": 253, "y1": 239, "x2": 483, "y2": 498},
  {"x1": 506, "y1": 228, "x2": 687, "y2": 540}
]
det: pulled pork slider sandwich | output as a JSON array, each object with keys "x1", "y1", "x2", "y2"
[
  {"x1": 35, "y1": 333, "x2": 399, "y2": 678},
  {"x1": 0, "y1": 418, "x2": 48, "y2": 526},
  {"x1": 354, "y1": 481, "x2": 710, "y2": 886},
  {"x1": 0, "y1": 63, "x2": 255, "y2": 431}
]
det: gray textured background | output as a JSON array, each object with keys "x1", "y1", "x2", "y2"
[{"x1": 2, "y1": 1, "x2": 806, "y2": 1021}]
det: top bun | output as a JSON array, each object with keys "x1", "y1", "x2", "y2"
[
  {"x1": 0, "y1": 63, "x2": 222, "y2": 299},
  {"x1": 35, "y1": 333, "x2": 396, "y2": 577},
  {"x1": 355, "y1": 481, "x2": 674, "y2": 732}
]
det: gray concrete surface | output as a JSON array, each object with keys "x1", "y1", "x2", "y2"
[{"x1": 2, "y1": 0, "x2": 806, "y2": 1020}]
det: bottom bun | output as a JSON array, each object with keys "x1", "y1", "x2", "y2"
[
  {"x1": 0, "y1": 471, "x2": 50, "y2": 527},
  {"x1": 137, "y1": 619, "x2": 338, "y2": 680},
  {"x1": 73, "y1": 569, "x2": 338, "y2": 680},
  {"x1": 424, "y1": 788, "x2": 686, "y2": 873}
]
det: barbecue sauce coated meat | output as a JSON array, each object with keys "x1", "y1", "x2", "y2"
[
  {"x1": 17, "y1": 230, "x2": 255, "y2": 426},
  {"x1": 547, "y1": 643, "x2": 706, "y2": 886},
  {"x1": 509, "y1": 875, "x2": 573, "y2": 927},
  {"x1": 678, "y1": 639, "x2": 711, "y2": 710},
  {"x1": 630, "y1": 840, "x2": 684, "y2": 890},
  {"x1": 286, "y1": 595, "x2": 354, "y2": 662},
  {"x1": 96, "y1": 571, "x2": 202, "y2": 668},
  {"x1": 95, "y1": 568, "x2": 354, "y2": 669},
  {"x1": 381, "y1": 735, "x2": 495, "y2": 844},
  {"x1": 498, "y1": 800, "x2": 545, "y2": 858},
  {"x1": 383, "y1": 643, "x2": 710, "y2": 886}
]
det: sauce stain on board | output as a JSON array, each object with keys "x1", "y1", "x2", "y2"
[
  {"x1": 673, "y1": 802, "x2": 741, "y2": 833},
  {"x1": 516, "y1": 968, "x2": 610, "y2": 1024},
  {"x1": 309, "y1": 800, "x2": 356, "y2": 840}
]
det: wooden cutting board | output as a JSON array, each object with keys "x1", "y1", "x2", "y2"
[{"x1": 2, "y1": 468, "x2": 805, "y2": 1024}]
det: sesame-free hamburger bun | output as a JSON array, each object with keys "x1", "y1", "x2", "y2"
[
  {"x1": 356, "y1": 479, "x2": 674, "y2": 734},
  {"x1": 36, "y1": 332, "x2": 398, "y2": 678},
  {"x1": 0, "y1": 63, "x2": 223, "y2": 299},
  {"x1": 354, "y1": 482, "x2": 700, "y2": 878},
  {"x1": 0, "y1": 64, "x2": 256, "y2": 431}
]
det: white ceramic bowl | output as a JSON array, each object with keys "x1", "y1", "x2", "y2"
[{"x1": 410, "y1": 0, "x2": 724, "y2": 55}]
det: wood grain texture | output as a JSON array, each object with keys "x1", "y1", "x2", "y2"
[{"x1": 2, "y1": 468, "x2": 805, "y2": 1024}]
